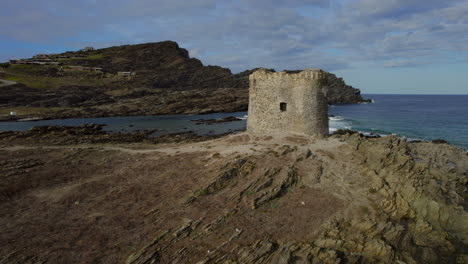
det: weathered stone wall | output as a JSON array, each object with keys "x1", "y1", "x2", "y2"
[{"x1": 247, "y1": 68, "x2": 329, "y2": 137}]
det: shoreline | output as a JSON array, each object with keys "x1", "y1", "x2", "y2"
[{"x1": 1, "y1": 122, "x2": 466, "y2": 152}]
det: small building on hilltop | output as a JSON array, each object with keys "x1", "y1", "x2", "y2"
[
  {"x1": 81, "y1": 47, "x2": 95, "y2": 52},
  {"x1": 33, "y1": 54, "x2": 49, "y2": 59},
  {"x1": 117, "y1": 71, "x2": 136, "y2": 79},
  {"x1": 117, "y1": 71, "x2": 131, "y2": 76},
  {"x1": 247, "y1": 68, "x2": 329, "y2": 137},
  {"x1": 67, "y1": 66, "x2": 84, "y2": 71}
]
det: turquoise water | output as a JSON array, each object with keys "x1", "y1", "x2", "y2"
[{"x1": 0, "y1": 94, "x2": 466, "y2": 149}]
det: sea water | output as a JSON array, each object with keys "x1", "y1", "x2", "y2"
[
  {"x1": 0, "y1": 94, "x2": 466, "y2": 149},
  {"x1": 329, "y1": 94, "x2": 468, "y2": 149},
  {"x1": 0, "y1": 112, "x2": 249, "y2": 136}
]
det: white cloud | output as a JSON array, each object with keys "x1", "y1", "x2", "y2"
[{"x1": 1, "y1": 0, "x2": 467, "y2": 71}]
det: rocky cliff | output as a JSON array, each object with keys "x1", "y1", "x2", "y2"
[
  {"x1": 56, "y1": 41, "x2": 368, "y2": 104},
  {"x1": 0, "y1": 41, "x2": 368, "y2": 120},
  {"x1": 57, "y1": 41, "x2": 248, "y2": 89},
  {"x1": 325, "y1": 72, "x2": 368, "y2": 104}
]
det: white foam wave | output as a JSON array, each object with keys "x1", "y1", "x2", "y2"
[
  {"x1": 329, "y1": 115, "x2": 352, "y2": 133},
  {"x1": 329, "y1": 116, "x2": 344, "y2": 121},
  {"x1": 239, "y1": 115, "x2": 248, "y2": 120}
]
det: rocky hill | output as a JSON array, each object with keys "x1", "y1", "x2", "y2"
[
  {"x1": 56, "y1": 41, "x2": 249, "y2": 89},
  {"x1": 0, "y1": 41, "x2": 369, "y2": 120},
  {"x1": 0, "y1": 128, "x2": 466, "y2": 263}
]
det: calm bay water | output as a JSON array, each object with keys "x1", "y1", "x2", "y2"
[
  {"x1": 0, "y1": 94, "x2": 467, "y2": 149},
  {"x1": 0, "y1": 112, "x2": 248, "y2": 136}
]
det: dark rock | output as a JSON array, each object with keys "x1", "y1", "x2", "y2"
[
  {"x1": 323, "y1": 73, "x2": 368, "y2": 104},
  {"x1": 191, "y1": 116, "x2": 242, "y2": 125},
  {"x1": 363, "y1": 132, "x2": 381, "y2": 138},
  {"x1": 432, "y1": 139, "x2": 449, "y2": 144},
  {"x1": 332, "y1": 129, "x2": 359, "y2": 136}
]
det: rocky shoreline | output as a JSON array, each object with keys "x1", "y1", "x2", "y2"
[{"x1": 0, "y1": 124, "x2": 227, "y2": 145}]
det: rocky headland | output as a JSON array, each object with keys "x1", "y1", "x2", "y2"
[
  {"x1": 0, "y1": 127, "x2": 466, "y2": 263},
  {"x1": 0, "y1": 41, "x2": 369, "y2": 121}
]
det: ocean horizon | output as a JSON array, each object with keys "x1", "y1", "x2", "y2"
[{"x1": 330, "y1": 94, "x2": 468, "y2": 149}]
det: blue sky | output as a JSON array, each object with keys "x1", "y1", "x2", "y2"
[{"x1": 1, "y1": 0, "x2": 467, "y2": 94}]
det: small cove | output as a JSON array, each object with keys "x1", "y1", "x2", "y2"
[{"x1": 1, "y1": 94, "x2": 467, "y2": 149}]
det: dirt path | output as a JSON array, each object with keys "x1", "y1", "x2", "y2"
[
  {"x1": 0, "y1": 78, "x2": 17, "y2": 87},
  {"x1": 2, "y1": 132, "x2": 344, "y2": 156}
]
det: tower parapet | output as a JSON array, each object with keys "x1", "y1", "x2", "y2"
[{"x1": 250, "y1": 68, "x2": 327, "y2": 81}]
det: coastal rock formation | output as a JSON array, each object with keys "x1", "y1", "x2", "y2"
[
  {"x1": 247, "y1": 68, "x2": 329, "y2": 137},
  {"x1": 0, "y1": 129, "x2": 466, "y2": 263},
  {"x1": 1, "y1": 41, "x2": 368, "y2": 120},
  {"x1": 0, "y1": 124, "x2": 224, "y2": 145},
  {"x1": 325, "y1": 72, "x2": 370, "y2": 104}
]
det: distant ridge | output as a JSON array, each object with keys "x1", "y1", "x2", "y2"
[{"x1": 0, "y1": 41, "x2": 369, "y2": 120}]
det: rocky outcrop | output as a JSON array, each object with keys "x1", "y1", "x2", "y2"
[
  {"x1": 63, "y1": 42, "x2": 368, "y2": 104},
  {"x1": 0, "y1": 124, "x2": 223, "y2": 145},
  {"x1": 120, "y1": 135, "x2": 467, "y2": 264},
  {"x1": 307, "y1": 134, "x2": 468, "y2": 263},
  {"x1": 324, "y1": 72, "x2": 371, "y2": 104},
  {"x1": 128, "y1": 134, "x2": 467, "y2": 264},
  {"x1": 0, "y1": 131, "x2": 466, "y2": 263},
  {"x1": 60, "y1": 41, "x2": 248, "y2": 90},
  {"x1": 1, "y1": 41, "x2": 369, "y2": 121}
]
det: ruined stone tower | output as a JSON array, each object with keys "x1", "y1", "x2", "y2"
[{"x1": 247, "y1": 68, "x2": 329, "y2": 137}]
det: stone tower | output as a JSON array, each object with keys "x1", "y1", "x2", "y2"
[{"x1": 247, "y1": 68, "x2": 329, "y2": 137}]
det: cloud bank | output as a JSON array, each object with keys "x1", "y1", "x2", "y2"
[{"x1": 1, "y1": 0, "x2": 468, "y2": 73}]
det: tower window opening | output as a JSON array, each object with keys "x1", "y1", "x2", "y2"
[{"x1": 280, "y1": 102, "x2": 287, "y2": 111}]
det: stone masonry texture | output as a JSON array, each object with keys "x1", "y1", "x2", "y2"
[{"x1": 247, "y1": 68, "x2": 329, "y2": 137}]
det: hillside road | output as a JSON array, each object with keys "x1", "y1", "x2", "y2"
[{"x1": 0, "y1": 79, "x2": 17, "y2": 87}]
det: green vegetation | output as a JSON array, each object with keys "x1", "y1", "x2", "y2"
[
  {"x1": 0, "y1": 63, "x2": 10, "y2": 68},
  {"x1": 245, "y1": 190, "x2": 256, "y2": 196},
  {"x1": 5, "y1": 64, "x2": 48, "y2": 75},
  {"x1": 4, "y1": 75, "x2": 103, "y2": 89},
  {"x1": 5, "y1": 64, "x2": 62, "y2": 76},
  {"x1": 58, "y1": 54, "x2": 105, "y2": 60},
  {"x1": 105, "y1": 88, "x2": 134, "y2": 96},
  {"x1": 197, "y1": 188, "x2": 209, "y2": 196},
  {"x1": 359, "y1": 205, "x2": 370, "y2": 215},
  {"x1": 262, "y1": 197, "x2": 281, "y2": 209},
  {"x1": 2, "y1": 72, "x2": 113, "y2": 89}
]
